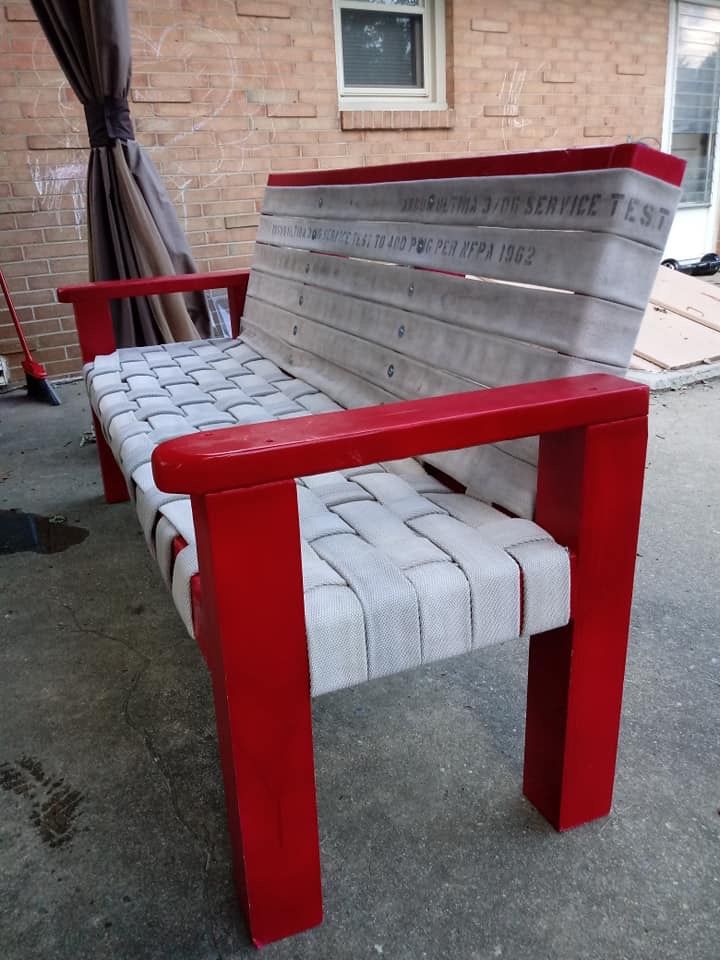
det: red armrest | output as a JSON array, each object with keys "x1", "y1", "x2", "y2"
[
  {"x1": 57, "y1": 269, "x2": 250, "y2": 304},
  {"x1": 57, "y1": 269, "x2": 251, "y2": 362},
  {"x1": 152, "y1": 374, "x2": 649, "y2": 496}
]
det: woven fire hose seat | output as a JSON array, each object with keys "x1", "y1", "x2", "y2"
[{"x1": 86, "y1": 337, "x2": 570, "y2": 696}]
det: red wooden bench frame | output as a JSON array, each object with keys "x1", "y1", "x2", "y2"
[{"x1": 58, "y1": 143, "x2": 682, "y2": 946}]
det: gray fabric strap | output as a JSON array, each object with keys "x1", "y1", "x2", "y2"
[{"x1": 84, "y1": 97, "x2": 134, "y2": 147}]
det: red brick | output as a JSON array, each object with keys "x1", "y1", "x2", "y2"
[
  {"x1": 28, "y1": 270, "x2": 86, "y2": 290},
  {"x1": 267, "y1": 103, "x2": 317, "y2": 118},
  {"x1": 236, "y1": 1, "x2": 290, "y2": 17},
  {"x1": 1, "y1": 259, "x2": 49, "y2": 278},
  {"x1": 4, "y1": 4, "x2": 37, "y2": 21},
  {"x1": 584, "y1": 125, "x2": 616, "y2": 138},
  {"x1": 132, "y1": 89, "x2": 193, "y2": 103},
  {"x1": 43, "y1": 357, "x2": 83, "y2": 377},
  {"x1": 543, "y1": 72, "x2": 576, "y2": 84},
  {"x1": 471, "y1": 19, "x2": 509, "y2": 32},
  {"x1": 223, "y1": 214, "x2": 260, "y2": 228},
  {"x1": 616, "y1": 63, "x2": 647, "y2": 76},
  {"x1": 246, "y1": 88, "x2": 299, "y2": 104},
  {"x1": 483, "y1": 104, "x2": 520, "y2": 117}
]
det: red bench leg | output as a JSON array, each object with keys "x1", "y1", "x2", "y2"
[
  {"x1": 524, "y1": 415, "x2": 648, "y2": 831},
  {"x1": 92, "y1": 413, "x2": 130, "y2": 503},
  {"x1": 68, "y1": 297, "x2": 129, "y2": 505},
  {"x1": 191, "y1": 480, "x2": 323, "y2": 946}
]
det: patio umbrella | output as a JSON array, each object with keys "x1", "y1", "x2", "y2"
[{"x1": 29, "y1": 0, "x2": 210, "y2": 346}]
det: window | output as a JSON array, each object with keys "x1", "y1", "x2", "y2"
[
  {"x1": 670, "y1": 1, "x2": 720, "y2": 205},
  {"x1": 333, "y1": 0, "x2": 446, "y2": 110}
]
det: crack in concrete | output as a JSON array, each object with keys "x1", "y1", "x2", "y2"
[
  {"x1": 61, "y1": 602, "x2": 225, "y2": 958},
  {"x1": 61, "y1": 601, "x2": 147, "y2": 661},
  {"x1": 129, "y1": 679, "x2": 224, "y2": 960}
]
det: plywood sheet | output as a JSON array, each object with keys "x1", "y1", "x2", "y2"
[
  {"x1": 635, "y1": 302, "x2": 720, "y2": 369},
  {"x1": 629, "y1": 354, "x2": 662, "y2": 372},
  {"x1": 650, "y1": 267, "x2": 720, "y2": 333}
]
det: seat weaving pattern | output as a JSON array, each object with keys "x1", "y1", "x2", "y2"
[{"x1": 86, "y1": 339, "x2": 571, "y2": 696}]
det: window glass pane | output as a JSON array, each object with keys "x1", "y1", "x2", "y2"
[
  {"x1": 672, "y1": 2, "x2": 720, "y2": 205},
  {"x1": 341, "y1": 10, "x2": 424, "y2": 88}
]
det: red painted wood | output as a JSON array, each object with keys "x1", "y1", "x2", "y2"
[
  {"x1": 57, "y1": 268, "x2": 251, "y2": 305},
  {"x1": 190, "y1": 573, "x2": 204, "y2": 659},
  {"x1": 171, "y1": 534, "x2": 187, "y2": 560},
  {"x1": 227, "y1": 273, "x2": 250, "y2": 338},
  {"x1": 68, "y1": 300, "x2": 127, "y2": 502},
  {"x1": 92, "y1": 412, "x2": 129, "y2": 504},
  {"x1": 268, "y1": 143, "x2": 685, "y2": 188},
  {"x1": 72, "y1": 298, "x2": 116, "y2": 365},
  {"x1": 191, "y1": 481, "x2": 323, "y2": 946},
  {"x1": 62, "y1": 272, "x2": 250, "y2": 500},
  {"x1": 523, "y1": 415, "x2": 648, "y2": 830},
  {"x1": 170, "y1": 535, "x2": 209, "y2": 665},
  {"x1": 152, "y1": 374, "x2": 648, "y2": 496}
]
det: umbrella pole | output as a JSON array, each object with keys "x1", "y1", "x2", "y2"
[{"x1": 0, "y1": 267, "x2": 61, "y2": 406}]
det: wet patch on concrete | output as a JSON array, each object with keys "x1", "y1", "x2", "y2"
[
  {"x1": 0, "y1": 510, "x2": 88, "y2": 555},
  {"x1": 0, "y1": 756, "x2": 84, "y2": 848}
]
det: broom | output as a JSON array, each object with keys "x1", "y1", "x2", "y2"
[{"x1": 0, "y1": 266, "x2": 61, "y2": 406}]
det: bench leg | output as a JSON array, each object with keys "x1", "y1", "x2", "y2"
[
  {"x1": 92, "y1": 413, "x2": 130, "y2": 504},
  {"x1": 523, "y1": 416, "x2": 647, "y2": 831},
  {"x1": 191, "y1": 480, "x2": 323, "y2": 946}
]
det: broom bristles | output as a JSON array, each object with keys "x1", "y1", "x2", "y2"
[{"x1": 25, "y1": 372, "x2": 61, "y2": 406}]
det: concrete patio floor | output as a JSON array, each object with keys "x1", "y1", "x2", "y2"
[{"x1": 0, "y1": 378, "x2": 718, "y2": 960}]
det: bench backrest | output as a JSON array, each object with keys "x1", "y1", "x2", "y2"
[{"x1": 241, "y1": 144, "x2": 684, "y2": 517}]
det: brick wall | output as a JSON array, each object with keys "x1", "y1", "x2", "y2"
[{"x1": 0, "y1": 0, "x2": 670, "y2": 380}]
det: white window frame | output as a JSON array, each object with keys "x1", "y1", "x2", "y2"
[
  {"x1": 663, "y1": 0, "x2": 720, "y2": 208},
  {"x1": 332, "y1": 0, "x2": 446, "y2": 111}
]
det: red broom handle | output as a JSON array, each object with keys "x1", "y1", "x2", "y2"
[{"x1": 0, "y1": 267, "x2": 33, "y2": 365}]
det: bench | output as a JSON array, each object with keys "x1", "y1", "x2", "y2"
[{"x1": 58, "y1": 143, "x2": 684, "y2": 946}]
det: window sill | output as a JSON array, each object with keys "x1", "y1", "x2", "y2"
[{"x1": 340, "y1": 108, "x2": 454, "y2": 131}]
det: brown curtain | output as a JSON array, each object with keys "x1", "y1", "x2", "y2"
[{"x1": 30, "y1": 0, "x2": 210, "y2": 346}]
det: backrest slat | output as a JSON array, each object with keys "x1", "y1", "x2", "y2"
[
  {"x1": 245, "y1": 272, "x2": 622, "y2": 391},
  {"x1": 256, "y1": 215, "x2": 660, "y2": 309},
  {"x1": 241, "y1": 147, "x2": 682, "y2": 517},
  {"x1": 262, "y1": 169, "x2": 676, "y2": 249},
  {"x1": 251, "y1": 244, "x2": 643, "y2": 368}
]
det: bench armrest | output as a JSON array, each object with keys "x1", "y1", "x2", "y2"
[
  {"x1": 57, "y1": 269, "x2": 251, "y2": 304},
  {"x1": 152, "y1": 373, "x2": 648, "y2": 496},
  {"x1": 57, "y1": 269, "x2": 251, "y2": 362}
]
